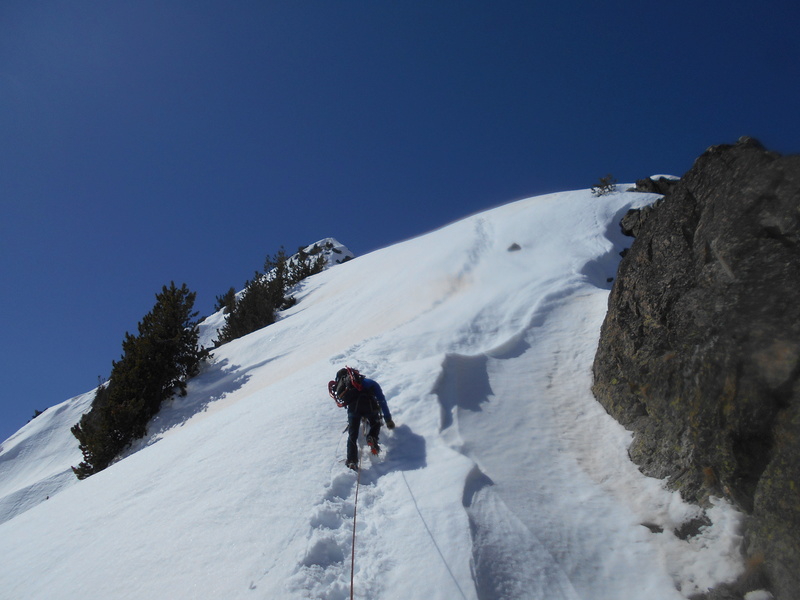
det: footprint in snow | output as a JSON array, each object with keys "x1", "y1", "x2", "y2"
[
  {"x1": 287, "y1": 471, "x2": 357, "y2": 599},
  {"x1": 323, "y1": 472, "x2": 355, "y2": 502},
  {"x1": 310, "y1": 501, "x2": 345, "y2": 530}
]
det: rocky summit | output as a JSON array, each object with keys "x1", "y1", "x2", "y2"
[{"x1": 592, "y1": 137, "x2": 800, "y2": 600}]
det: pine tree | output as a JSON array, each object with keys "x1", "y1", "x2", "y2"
[
  {"x1": 288, "y1": 246, "x2": 326, "y2": 286},
  {"x1": 215, "y1": 273, "x2": 274, "y2": 344},
  {"x1": 215, "y1": 244, "x2": 329, "y2": 346},
  {"x1": 214, "y1": 287, "x2": 237, "y2": 314},
  {"x1": 215, "y1": 249, "x2": 290, "y2": 344},
  {"x1": 591, "y1": 174, "x2": 618, "y2": 196},
  {"x1": 71, "y1": 282, "x2": 207, "y2": 478}
]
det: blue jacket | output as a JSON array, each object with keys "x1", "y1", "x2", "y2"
[{"x1": 354, "y1": 378, "x2": 392, "y2": 421}]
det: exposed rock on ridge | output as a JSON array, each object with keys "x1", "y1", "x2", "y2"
[{"x1": 592, "y1": 137, "x2": 800, "y2": 600}]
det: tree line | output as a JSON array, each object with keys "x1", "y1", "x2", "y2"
[
  {"x1": 213, "y1": 245, "x2": 325, "y2": 344},
  {"x1": 71, "y1": 245, "x2": 327, "y2": 478}
]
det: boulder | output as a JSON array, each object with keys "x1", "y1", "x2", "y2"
[{"x1": 592, "y1": 137, "x2": 800, "y2": 600}]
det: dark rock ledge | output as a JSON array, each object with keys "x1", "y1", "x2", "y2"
[{"x1": 592, "y1": 137, "x2": 800, "y2": 600}]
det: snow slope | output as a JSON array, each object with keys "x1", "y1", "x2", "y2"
[
  {"x1": 0, "y1": 390, "x2": 94, "y2": 524},
  {"x1": 0, "y1": 189, "x2": 746, "y2": 600}
]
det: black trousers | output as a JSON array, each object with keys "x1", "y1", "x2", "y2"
[{"x1": 346, "y1": 409, "x2": 381, "y2": 464}]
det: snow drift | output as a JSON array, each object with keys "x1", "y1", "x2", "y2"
[{"x1": 0, "y1": 189, "x2": 746, "y2": 599}]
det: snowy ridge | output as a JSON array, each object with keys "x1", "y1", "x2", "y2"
[
  {"x1": 0, "y1": 190, "x2": 746, "y2": 599},
  {"x1": 197, "y1": 237, "x2": 354, "y2": 349}
]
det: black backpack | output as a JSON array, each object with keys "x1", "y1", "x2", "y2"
[{"x1": 328, "y1": 367, "x2": 377, "y2": 412}]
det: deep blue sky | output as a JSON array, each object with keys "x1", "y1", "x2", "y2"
[{"x1": 1, "y1": 1, "x2": 798, "y2": 442}]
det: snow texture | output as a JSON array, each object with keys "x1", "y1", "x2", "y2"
[{"x1": 0, "y1": 189, "x2": 747, "y2": 599}]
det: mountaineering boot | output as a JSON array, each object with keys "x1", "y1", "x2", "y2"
[
  {"x1": 346, "y1": 460, "x2": 358, "y2": 471},
  {"x1": 366, "y1": 436, "x2": 380, "y2": 455}
]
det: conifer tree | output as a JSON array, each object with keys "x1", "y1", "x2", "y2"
[
  {"x1": 71, "y1": 282, "x2": 207, "y2": 478},
  {"x1": 591, "y1": 174, "x2": 617, "y2": 196},
  {"x1": 214, "y1": 287, "x2": 237, "y2": 314},
  {"x1": 288, "y1": 246, "x2": 326, "y2": 286},
  {"x1": 215, "y1": 248, "x2": 290, "y2": 344},
  {"x1": 215, "y1": 272, "x2": 277, "y2": 344},
  {"x1": 215, "y1": 244, "x2": 329, "y2": 346}
]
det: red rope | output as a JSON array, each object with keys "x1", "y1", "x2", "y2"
[
  {"x1": 346, "y1": 366, "x2": 364, "y2": 391},
  {"x1": 349, "y1": 455, "x2": 362, "y2": 600},
  {"x1": 328, "y1": 380, "x2": 345, "y2": 407}
]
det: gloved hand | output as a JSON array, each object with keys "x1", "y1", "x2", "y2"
[{"x1": 386, "y1": 419, "x2": 395, "y2": 430}]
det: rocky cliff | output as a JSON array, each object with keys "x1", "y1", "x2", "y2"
[{"x1": 592, "y1": 137, "x2": 800, "y2": 600}]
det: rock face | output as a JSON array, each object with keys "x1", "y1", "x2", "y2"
[{"x1": 592, "y1": 138, "x2": 800, "y2": 600}]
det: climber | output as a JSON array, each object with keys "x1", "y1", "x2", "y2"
[{"x1": 329, "y1": 367, "x2": 394, "y2": 470}]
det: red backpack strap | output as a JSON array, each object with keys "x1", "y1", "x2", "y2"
[{"x1": 346, "y1": 366, "x2": 364, "y2": 391}]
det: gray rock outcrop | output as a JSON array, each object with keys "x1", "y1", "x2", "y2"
[{"x1": 592, "y1": 137, "x2": 800, "y2": 600}]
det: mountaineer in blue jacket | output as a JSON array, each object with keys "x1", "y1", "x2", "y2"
[{"x1": 329, "y1": 367, "x2": 394, "y2": 471}]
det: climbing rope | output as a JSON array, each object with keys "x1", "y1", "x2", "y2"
[
  {"x1": 348, "y1": 418, "x2": 374, "y2": 599},
  {"x1": 400, "y1": 471, "x2": 469, "y2": 600},
  {"x1": 349, "y1": 453, "x2": 362, "y2": 600}
]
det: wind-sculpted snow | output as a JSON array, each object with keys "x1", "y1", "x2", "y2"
[
  {"x1": 434, "y1": 293, "x2": 686, "y2": 599},
  {"x1": 0, "y1": 189, "x2": 746, "y2": 599}
]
